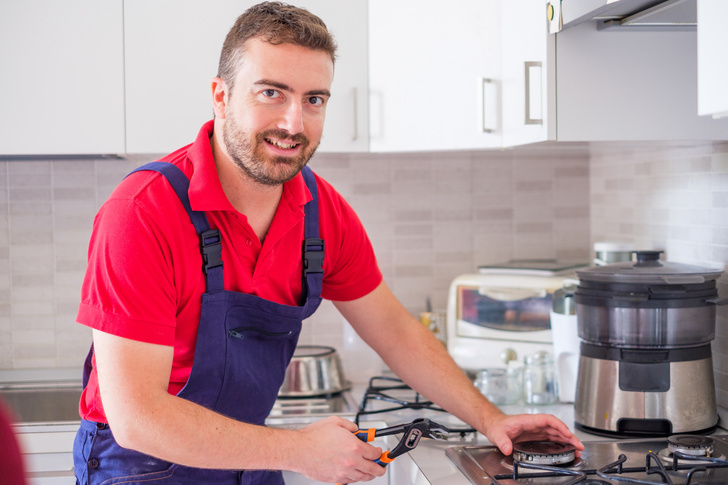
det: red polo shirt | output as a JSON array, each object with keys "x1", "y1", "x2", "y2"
[{"x1": 77, "y1": 121, "x2": 382, "y2": 423}]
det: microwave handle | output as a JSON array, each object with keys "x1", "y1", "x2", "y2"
[{"x1": 478, "y1": 287, "x2": 547, "y2": 301}]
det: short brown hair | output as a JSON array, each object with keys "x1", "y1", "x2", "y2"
[{"x1": 217, "y1": 2, "x2": 337, "y2": 89}]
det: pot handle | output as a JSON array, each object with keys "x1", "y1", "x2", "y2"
[
  {"x1": 660, "y1": 275, "x2": 706, "y2": 284},
  {"x1": 706, "y1": 297, "x2": 728, "y2": 306},
  {"x1": 478, "y1": 287, "x2": 546, "y2": 301}
]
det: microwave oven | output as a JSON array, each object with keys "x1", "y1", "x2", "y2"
[{"x1": 446, "y1": 266, "x2": 582, "y2": 372}]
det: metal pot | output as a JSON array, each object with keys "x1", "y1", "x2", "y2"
[
  {"x1": 574, "y1": 251, "x2": 726, "y2": 348},
  {"x1": 278, "y1": 345, "x2": 349, "y2": 397}
]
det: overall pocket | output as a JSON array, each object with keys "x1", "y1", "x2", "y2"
[
  {"x1": 97, "y1": 464, "x2": 179, "y2": 485},
  {"x1": 228, "y1": 327, "x2": 293, "y2": 339}
]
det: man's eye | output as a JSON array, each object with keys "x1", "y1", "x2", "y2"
[
  {"x1": 308, "y1": 96, "x2": 324, "y2": 107},
  {"x1": 262, "y1": 89, "x2": 279, "y2": 98}
]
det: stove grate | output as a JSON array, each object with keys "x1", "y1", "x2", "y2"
[
  {"x1": 355, "y1": 376, "x2": 475, "y2": 436},
  {"x1": 489, "y1": 450, "x2": 728, "y2": 484}
]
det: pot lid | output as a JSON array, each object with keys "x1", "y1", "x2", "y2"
[{"x1": 575, "y1": 251, "x2": 724, "y2": 284}]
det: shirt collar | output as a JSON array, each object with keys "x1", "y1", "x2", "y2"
[{"x1": 187, "y1": 120, "x2": 312, "y2": 212}]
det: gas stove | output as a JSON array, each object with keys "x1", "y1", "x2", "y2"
[
  {"x1": 354, "y1": 376, "x2": 476, "y2": 436},
  {"x1": 447, "y1": 434, "x2": 728, "y2": 484}
]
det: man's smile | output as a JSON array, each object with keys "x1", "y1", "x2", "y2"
[{"x1": 264, "y1": 137, "x2": 301, "y2": 150}]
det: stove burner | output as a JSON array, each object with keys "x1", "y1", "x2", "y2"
[
  {"x1": 667, "y1": 435, "x2": 715, "y2": 457},
  {"x1": 512, "y1": 440, "x2": 577, "y2": 466},
  {"x1": 500, "y1": 454, "x2": 583, "y2": 471}
]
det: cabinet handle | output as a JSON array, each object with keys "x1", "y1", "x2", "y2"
[
  {"x1": 481, "y1": 78, "x2": 497, "y2": 133},
  {"x1": 524, "y1": 61, "x2": 543, "y2": 125},
  {"x1": 351, "y1": 87, "x2": 358, "y2": 141}
]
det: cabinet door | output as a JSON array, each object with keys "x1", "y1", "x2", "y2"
[
  {"x1": 124, "y1": 0, "x2": 252, "y2": 154},
  {"x1": 296, "y1": 1, "x2": 369, "y2": 152},
  {"x1": 368, "y1": 0, "x2": 502, "y2": 152},
  {"x1": 697, "y1": 0, "x2": 728, "y2": 118},
  {"x1": 124, "y1": 0, "x2": 367, "y2": 154},
  {"x1": 500, "y1": 0, "x2": 551, "y2": 148},
  {"x1": 0, "y1": 0, "x2": 125, "y2": 155}
]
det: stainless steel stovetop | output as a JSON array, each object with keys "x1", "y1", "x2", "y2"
[
  {"x1": 447, "y1": 434, "x2": 728, "y2": 484},
  {"x1": 266, "y1": 391, "x2": 358, "y2": 427}
]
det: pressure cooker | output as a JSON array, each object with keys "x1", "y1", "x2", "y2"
[{"x1": 573, "y1": 251, "x2": 726, "y2": 437}]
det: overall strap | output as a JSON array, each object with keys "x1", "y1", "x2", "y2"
[
  {"x1": 300, "y1": 166, "x2": 324, "y2": 302},
  {"x1": 127, "y1": 162, "x2": 224, "y2": 292}
]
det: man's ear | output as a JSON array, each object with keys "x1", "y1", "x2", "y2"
[{"x1": 211, "y1": 77, "x2": 228, "y2": 119}]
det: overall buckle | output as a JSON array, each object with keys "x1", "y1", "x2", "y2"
[
  {"x1": 303, "y1": 238, "x2": 325, "y2": 275},
  {"x1": 200, "y1": 229, "x2": 224, "y2": 274}
]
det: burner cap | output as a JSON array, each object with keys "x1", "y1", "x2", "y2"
[
  {"x1": 512, "y1": 441, "x2": 576, "y2": 465},
  {"x1": 667, "y1": 435, "x2": 715, "y2": 457}
]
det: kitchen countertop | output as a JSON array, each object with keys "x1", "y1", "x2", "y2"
[{"x1": 10, "y1": 377, "x2": 728, "y2": 485}]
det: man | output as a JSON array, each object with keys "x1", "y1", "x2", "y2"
[{"x1": 73, "y1": 2, "x2": 583, "y2": 484}]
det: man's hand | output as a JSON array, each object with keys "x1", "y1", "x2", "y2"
[
  {"x1": 481, "y1": 412, "x2": 584, "y2": 457},
  {"x1": 290, "y1": 417, "x2": 387, "y2": 483}
]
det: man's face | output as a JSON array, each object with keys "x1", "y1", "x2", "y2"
[{"x1": 220, "y1": 37, "x2": 333, "y2": 186}]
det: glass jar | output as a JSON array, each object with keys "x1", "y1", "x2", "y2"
[
  {"x1": 473, "y1": 366, "x2": 522, "y2": 405},
  {"x1": 523, "y1": 351, "x2": 557, "y2": 405}
]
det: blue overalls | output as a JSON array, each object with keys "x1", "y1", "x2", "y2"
[{"x1": 73, "y1": 162, "x2": 324, "y2": 484}]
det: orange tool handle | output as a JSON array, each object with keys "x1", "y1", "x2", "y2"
[{"x1": 353, "y1": 428, "x2": 376, "y2": 442}]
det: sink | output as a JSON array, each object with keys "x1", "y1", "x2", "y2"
[
  {"x1": 0, "y1": 368, "x2": 83, "y2": 425},
  {"x1": 0, "y1": 369, "x2": 83, "y2": 425},
  {"x1": 1, "y1": 386, "x2": 82, "y2": 424}
]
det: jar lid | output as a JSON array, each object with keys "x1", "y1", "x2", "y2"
[
  {"x1": 576, "y1": 251, "x2": 724, "y2": 284},
  {"x1": 524, "y1": 350, "x2": 553, "y2": 365}
]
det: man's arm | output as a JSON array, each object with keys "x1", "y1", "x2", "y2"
[
  {"x1": 92, "y1": 329, "x2": 386, "y2": 483},
  {"x1": 333, "y1": 281, "x2": 584, "y2": 456}
]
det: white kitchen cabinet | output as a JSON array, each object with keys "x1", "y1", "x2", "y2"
[
  {"x1": 500, "y1": 0, "x2": 728, "y2": 147},
  {"x1": 0, "y1": 1, "x2": 125, "y2": 156},
  {"x1": 500, "y1": 0, "x2": 552, "y2": 147},
  {"x1": 367, "y1": 0, "x2": 502, "y2": 152},
  {"x1": 15, "y1": 423, "x2": 77, "y2": 485},
  {"x1": 697, "y1": 0, "x2": 728, "y2": 119},
  {"x1": 124, "y1": 0, "x2": 368, "y2": 154}
]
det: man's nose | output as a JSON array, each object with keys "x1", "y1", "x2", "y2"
[{"x1": 277, "y1": 101, "x2": 304, "y2": 134}]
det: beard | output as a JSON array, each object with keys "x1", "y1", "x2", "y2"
[{"x1": 222, "y1": 113, "x2": 319, "y2": 186}]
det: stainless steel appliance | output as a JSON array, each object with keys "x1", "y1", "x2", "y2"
[
  {"x1": 267, "y1": 392, "x2": 358, "y2": 425},
  {"x1": 448, "y1": 434, "x2": 728, "y2": 484},
  {"x1": 547, "y1": 0, "x2": 697, "y2": 34},
  {"x1": 446, "y1": 261, "x2": 586, "y2": 373},
  {"x1": 573, "y1": 251, "x2": 726, "y2": 436}
]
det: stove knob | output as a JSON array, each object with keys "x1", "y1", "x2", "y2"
[{"x1": 500, "y1": 348, "x2": 517, "y2": 364}]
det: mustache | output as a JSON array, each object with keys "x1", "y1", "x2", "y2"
[{"x1": 257, "y1": 129, "x2": 309, "y2": 145}]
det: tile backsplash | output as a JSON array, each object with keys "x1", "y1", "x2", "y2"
[{"x1": 0, "y1": 140, "x2": 726, "y2": 408}]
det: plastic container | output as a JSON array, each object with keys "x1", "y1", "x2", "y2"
[{"x1": 550, "y1": 285, "x2": 580, "y2": 403}]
